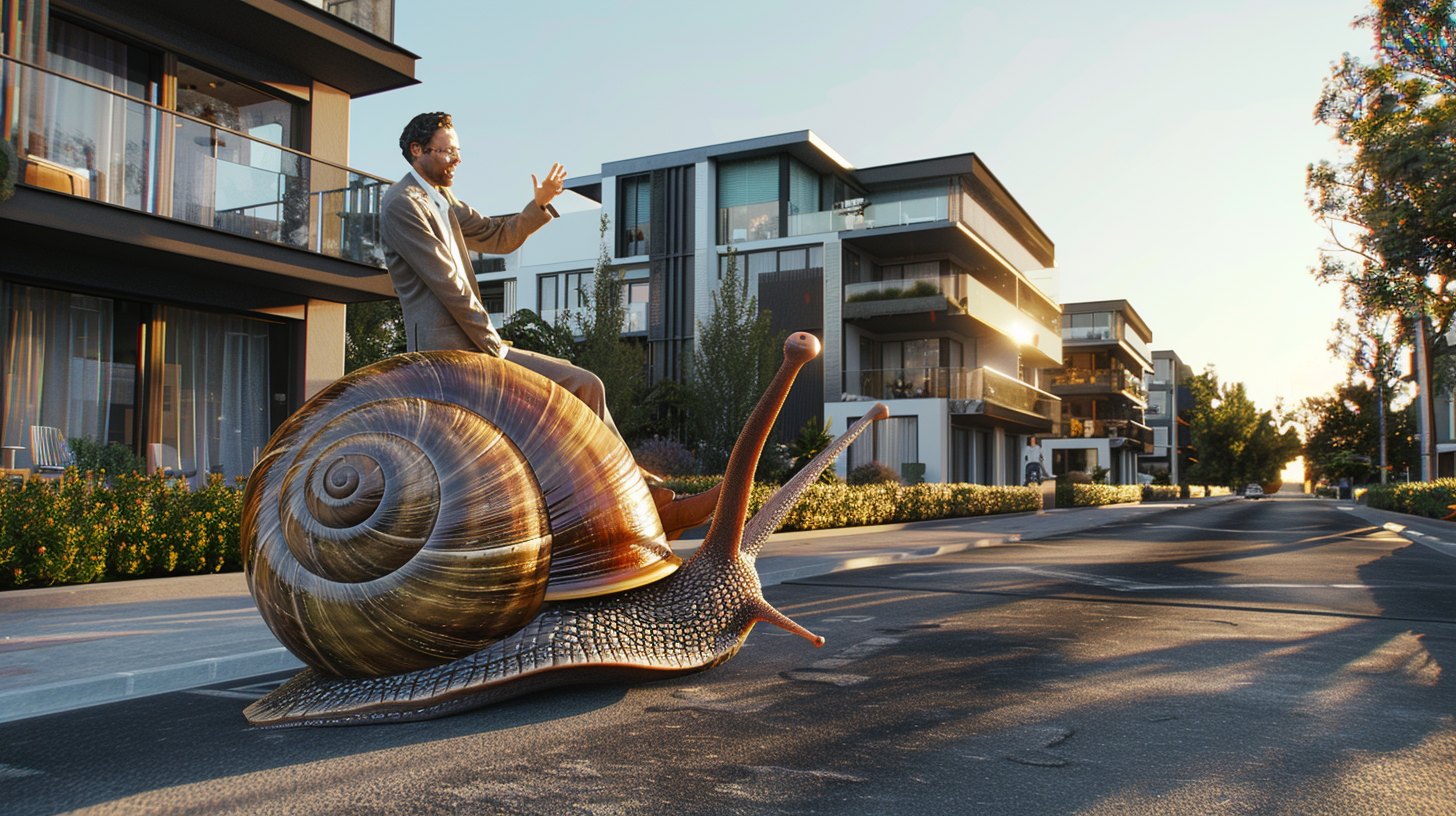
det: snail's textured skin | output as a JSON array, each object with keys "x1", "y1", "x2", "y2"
[{"x1": 243, "y1": 333, "x2": 887, "y2": 727}]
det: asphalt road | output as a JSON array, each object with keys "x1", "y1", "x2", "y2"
[{"x1": 3, "y1": 494, "x2": 1453, "y2": 815}]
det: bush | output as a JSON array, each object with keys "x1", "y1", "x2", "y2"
[
  {"x1": 1058, "y1": 483, "x2": 1141, "y2": 508},
  {"x1": 68, "y1": 437, "x2": 145, "y2": 478},
  {"x1": 847, "y1": 461, "x2": 901, "y2": 486},
  {"x1": 1, "y1": 471, "x2": 242, "y2": 590},
  {"x1": 632, "y1": 436, "x2": 700, "y2": 478},
  {"x1": 1141, "y1": 485, "x2": 1182, "y2": 502},
  {"x1": 1363, "y1": 479, "x2": 1456, "y2": 518}
]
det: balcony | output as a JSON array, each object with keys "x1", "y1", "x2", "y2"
[
  {"x1": 1048, "y1": 366, "x2": 1148, "y2": 402},
  {"x1": 843, "y1": 366, "x2": 1058, "y2": 425},
  {"x1": 301, "y1": 0, "x2": 394, "y2": 39},
  {"x1": 3, "y1": 56, "x2": 389, "y2": 268},
  {"x1": 535, "y1": 304, "x2": 647, "y2": 335},
  {"x1": 842, "y1": 273, "x2": 1061, "y2": 358},
  {"x1": 1060, "y1": 418, "x2": 1155, "y2": 453},
  {"x1": 788, "y1": 193, "x2": 950, "y2": 237}
]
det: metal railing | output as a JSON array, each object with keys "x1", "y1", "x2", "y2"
[
  {"x1": 2, "y1": 55, "x2": 391, "y2": 267},
  {"x1": 1061, "y1": 418, "x2": 1155, "y2": 447},
  {"x1": 1048, "y1": 366, "x2": 1148, "y2": 401},
  {"x1": 844, "y1": 365, "x2": 1058, "y2": 421}
]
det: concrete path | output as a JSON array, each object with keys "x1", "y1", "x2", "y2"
[{"x1": 0, "y1": 494, "x2": 1280, "y2": 724}]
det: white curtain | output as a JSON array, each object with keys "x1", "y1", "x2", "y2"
[
  {"x1": 152, "y1": 306, "x2": 270, "y2": 484},
  {"x1": 4, "y1": 286, "x2": 114, "y2": 469},
  {"x1": 846, "y1": 416, "x2": 919, "y2": 475}
]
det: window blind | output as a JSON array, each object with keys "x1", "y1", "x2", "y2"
[{"x1": 717, "y1": 156, "x2": 779, "y2": 208}]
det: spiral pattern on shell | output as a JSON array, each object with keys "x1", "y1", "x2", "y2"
[{"x1": 242, "y1": 352, "x2": 678, "y2": 678}]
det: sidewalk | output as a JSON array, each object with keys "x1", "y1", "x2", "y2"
[{"x1": 0, "y1": 496, "x2": 1246, "y2": 724}]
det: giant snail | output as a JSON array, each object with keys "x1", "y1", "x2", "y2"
[{"x1": 241, "y1": 331, "x2": 887, "y2": 727}]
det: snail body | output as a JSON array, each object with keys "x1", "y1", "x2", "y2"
[{"x1": 242, "y1": 333, "x2": 887, "y2": 727}]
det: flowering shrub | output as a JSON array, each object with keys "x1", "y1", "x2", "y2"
[
  {"x1": 1, "y1": 471, "x2": 243, "y2": 590},
  {"x1": 1363, "y1": 479, "x2": 1456, "y2": 519}
]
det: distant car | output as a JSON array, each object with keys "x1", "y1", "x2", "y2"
[{"x1": 1244, "y1": 484, "x2": 1264, "y2": 499}]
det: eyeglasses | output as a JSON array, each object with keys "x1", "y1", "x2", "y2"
[{"x1": 421, "y1": 147, "x2": 461, "y2": 160}]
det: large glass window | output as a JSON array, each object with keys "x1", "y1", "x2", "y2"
[
  {"x1": 537, "y1": 270, "x2": 592, "y2": 326},
  {"x1": 847, "y1": 415, "x2": 919, "y2": 476},
  {"x1": 3, "y1": 286, "x2": 121, "y2": 470},
  {"x1": 618, "y1": 174, "x2": 650, "y2": 256},
  {"x1": 149, "y1": 306, "x2": 272, "y2": 484},
  {"x1": 717, "y1": 156, "x2": 779, "y2": 243}
]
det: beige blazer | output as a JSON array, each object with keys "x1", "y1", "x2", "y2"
[{"x1": 380, "y1": 172, "x2": 554, "y2": 355}]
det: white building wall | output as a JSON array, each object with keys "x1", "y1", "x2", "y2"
[{"x1": 823, "y1": 399, "x2": 948, "y2": 483}]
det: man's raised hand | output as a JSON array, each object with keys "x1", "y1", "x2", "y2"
[{"x1": 532, "y1": 163, "x2": 567, "y2": 208}]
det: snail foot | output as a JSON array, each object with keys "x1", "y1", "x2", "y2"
[{"x1": 659, "y1": 482, "x2": 723, "y2": 541}]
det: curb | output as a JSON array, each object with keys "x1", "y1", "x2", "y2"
[{"x1": 0, "y1": 647, "x2": 303, "y2": 724}]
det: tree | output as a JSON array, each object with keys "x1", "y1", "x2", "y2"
[
  {"x1": 572, "y1": 214, "x2": 649, "y2": 441},
  {"x1": 498, "y1": 309, "x2": 576, "y2": 359},
  {"x1": 344, "y1": 299, "x2": 404, "y2": 373},
  {"x1": 1309, "y1": 1, "x2": 1456, "y2": 477},
  {"x1": 1298, "y1": 381, "x2": 1419, "y2": 483},
  {"x1": 686, "y1": 248, "x2": 784, "y2": 473},
  {"x1": 1183, "y1": 368, "x2": 1302, "y2": 489}
]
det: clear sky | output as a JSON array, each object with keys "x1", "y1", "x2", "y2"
[{"x1": 350, "y1": 0, "x2": 1377, "y2": 417}]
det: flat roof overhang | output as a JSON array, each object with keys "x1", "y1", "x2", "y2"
[
  {"x1": 1060, "y1": 338, "x2": 1152, "y2": 372},
  {"x1": 76, "y1": 0, "x2": 419, "y2": 98},
  {"x1": 0, "y1": 187, "x2": 395, "y2": 309},
  {"x1": 949, "y1": 403, "x2": 1054, "y2": 434}
]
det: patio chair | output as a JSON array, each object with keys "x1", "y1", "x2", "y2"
[{"x1": 29, "y1": 426, "x2": 76, "y2": 477}]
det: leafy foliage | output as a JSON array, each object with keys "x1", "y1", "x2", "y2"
[
  {"x1": 847, "y1": 461, "x2": 902, "y2": 486},
  {"x1": 498, "y1": 308, "x2": 576, "y2": 359},
  {"x1": 0, "y1": 472, "x2": 242, "y2": 589},
  {"x1": 1364, "y1": 477, "x2": 1456, "y2": 518},
  {"x1": 67, "y1": 437, "x2": 145, "y2": 477},
  {"x1": 344, "y1": 299, "x2": 405, "y2": 373},
  {"x1": 1297, "y1": 380, "x2": 1418, "y2": 482},
  {"x1": 1183, "y1": 368, "x2": 1302, "y2": 489},
  {"x1": 631, "y1": 436, "x2": 700, "y2": 478},
  {"x1": 785, "y1": 415, "x2": 838, "y2": 484},
  {"x1": 687, "y1": 248, "x2": 785, "y2": 472}
]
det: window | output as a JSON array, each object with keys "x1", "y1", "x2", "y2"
[
  {"x1": 717, "y1": 156, "x2": 779, "y2": 243},
  {"x1": 176, "y1": 62, "x2": 299, "y2": 149},
  {"x1": 622, "y1": 280, "x2": 649, "y2": 333},
  {"x1": 618, "y1": 174, "x2": 650, "y2": 256},
  {"x1": 538, "y1": 271, "x2": 592, "y2": 326},
  {"x1": 847, "y1": 415, "x2": 919, "y2": 476},
  {"x1": 788, "y1": 157, "x2": 819, "y2": 216}
]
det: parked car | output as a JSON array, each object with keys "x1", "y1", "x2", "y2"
[{"x1": 1244, "y1": 484, "x2": 1264, "y2": 499}]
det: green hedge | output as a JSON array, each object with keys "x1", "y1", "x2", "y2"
[
  {"x1": 661, "y1": 477, "x2": 1040, "y2": 531},
  {"x1": 1362, "y1": 479, "x2": 1456, "y2": 519},
  {"x1": 1056, "y1": 483, "x2": 1143, "y2": 508},
  {"x1": 0, "y1": 471, "x2": 242, "y2": 590}
]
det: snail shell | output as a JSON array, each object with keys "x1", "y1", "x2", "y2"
[{"x1": 241, "y1": 351, "x2": 678, "y2": 678}]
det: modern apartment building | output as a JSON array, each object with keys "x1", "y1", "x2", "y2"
[
  {"x1": 478, "y1": 131, "x2": 1063, "y2": 484},
  {"x1": 1140, "y1": 348, "x2": 1193, "y2": 484},
  {"x1": 0, "y1": 0, "x2": 415, "y2": 480},
  {"x1": 1040, "y1": 300, "x2": 1153, "y2": 485}
]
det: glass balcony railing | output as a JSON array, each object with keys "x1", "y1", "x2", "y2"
[
  {"x1": 302, "y1": 0, "x2": 394, "y2": 39},
  {"x1": 787, "y1": 193, "x2": 950, "y2": 237},
  {"x1": 844, "y1": 366, "x2": 1058, "y2": 421},
  {"x1": 1060, "y1": 418, "x2": 1155, "y2": 448},
  {"x1": 1049, "y1": 366, "x2": 1148, "y2": 401},
  {"x1": 843, "y1": 274, "x2": 966, "y2": 305},
  {"x1": 2, "y1": 56, "x2": 390, "y2": 267}
]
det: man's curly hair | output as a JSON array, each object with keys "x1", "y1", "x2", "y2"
[{"x1": 399, "y1": 112, "x2": 452, "y2": 164}]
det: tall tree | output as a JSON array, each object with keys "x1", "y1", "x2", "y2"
[
  {"x1": 687, "y1": 248, "x2": 784, "y2": 473},
  {"x1": 1309, "y1": 0, "x2": 1456, "y2": 477},
  {"x1": 573, "y1": 214, "x2": 649, "y2": 441},
  {"x1": 344, "y1": 299, "x2": 405, "y2": 373},
  {"x1": 1299, "y1": 381, "x2": 1420, "y2": 483},
  {"x1": 1184, "y1": 369, "x2": 1302, "y2": 489}
]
